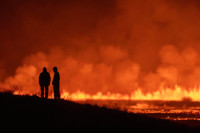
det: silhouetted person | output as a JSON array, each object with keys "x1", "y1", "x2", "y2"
[
  {"x1": 39, "y1": 67, "x2": 51, "y2": 99},
  {"x1": 52, "y1": 66, "x2": 60, "y2": 100}
]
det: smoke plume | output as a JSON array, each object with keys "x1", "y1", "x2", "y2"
[{"x1": 1, "y1": 0, "x2": 200, "y2": 97}]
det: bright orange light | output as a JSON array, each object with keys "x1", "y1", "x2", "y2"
[{"x1": 60, "y1": 85, "x2": 200, "y2": 101}]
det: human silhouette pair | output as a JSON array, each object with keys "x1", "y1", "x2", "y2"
[{"x1": 39, "y1": 67, "x2": 60, "y2": 100}]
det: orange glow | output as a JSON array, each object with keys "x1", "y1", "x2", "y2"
[
  {"x1": 10, "y1": 85, "x2": 200, "y2": 101},
  {"x1": 61, "y1": 85, "x2": 200, "y2": 101},
  {"x1": 1, "y1": 0, "x2": 200, "y2": 103}
]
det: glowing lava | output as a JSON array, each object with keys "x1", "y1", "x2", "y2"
[{"x1": 61, "y1": 85, "x2": 200, "y2": 101}]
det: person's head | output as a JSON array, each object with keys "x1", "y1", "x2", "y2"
[
  {"x1": 43, "y1": 67, "x2": 47, "y2": 72},
  {"x1": 53, "y1": 66, "x2": 58, "y2": 73}
]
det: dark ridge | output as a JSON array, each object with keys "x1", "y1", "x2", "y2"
[{"x1": 0, "y1": 93, "x2": 199, "y2": 132}]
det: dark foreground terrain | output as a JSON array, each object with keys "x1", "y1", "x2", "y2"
[{"x1": 1, "y1": 93, "x2": 200, "y2": 132}]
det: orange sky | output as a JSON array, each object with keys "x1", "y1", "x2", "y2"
[{"x1": 1, "y1": 0, "x2": 200, "y2": 97}]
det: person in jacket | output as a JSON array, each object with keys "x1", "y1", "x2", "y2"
[
  {"x1": 52, "y1": 66, "x2": 60, "y2": 100},
  {"x1": 39, "y1": 67, "x2": 51, "y2": 99}
]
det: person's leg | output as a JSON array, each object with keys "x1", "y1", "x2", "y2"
[
  {"x1": 57, "y1": 91, "x2": 60, "y2": 100},
  {"x1": 55, "y1": 85, "x2": 60, "y2": 100},
  {"x1": 57, "y1": 85, "x2": 60, "y2": 100},
  {"x1": 45, "y1": 86, "x2": 48, "y2": 99},
  {"x1": 41, "y1": 86, "x2": 44, "y2": 99},
  {"x1": 53, "y1": 86, "x2": 56, "y2": 99}
]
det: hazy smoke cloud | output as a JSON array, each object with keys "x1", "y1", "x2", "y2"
[{"x1": 1, "y1": 0, "x2": 200, "y2": 95}]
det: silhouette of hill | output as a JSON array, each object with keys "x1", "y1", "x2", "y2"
[{"x1": 1, "y1": 93, "x2": 199, "y2": 132}]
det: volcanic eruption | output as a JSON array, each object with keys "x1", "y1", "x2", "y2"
[{"x1": 1, "y1": 0, "x2": 200, "y2": 101}]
